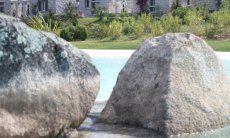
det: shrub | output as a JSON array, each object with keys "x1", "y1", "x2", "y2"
[
  {"x1": 172, "y1": 7, "x2": 190, "y2": 19},
  {"x1": 184, "y1": 9, "x2": 205, "y2": 36},
  {"x1": 88, "y1": 24, "x2": 108, "y2": 39},
  {"x1": 60, "y1": 28, "x2": 73, "y2": 41},
  {"x1": 123, "y1": 22, "x2": 134, "y2": 35},
  {"x1": 120, "y1": 11, "x2": 130, "y2": 18},
  {"x1": 172, "y1": 0, "x2": 181, "y2": 10},
  {"x1": 27, "y1": 13, "x2": 59, "y2": 34},
  {"x1": 109, "y1": 21, "x2": 123, "y2": 39},
  {"x1": 60, "y1": 25, "x2": 87, "y2": 41},
  {"x1": 161, "y1": 14, "x2": 181, "y2": 33},
  {"x1": 64, "y1": 2, "x2": 79, "y2": 26},
  {"x1": 207, "y1": 8, "x2": 230, "y2": 38},
  {"x1": 138, "y1": 13, "x2": 153, "y2": 33},
  {"x1": 75, "y1": 25, "x2": 88, "y2": 41},
  {"x1": 93, "y1": 5, "x2": 108, "y2": 21},
  {"x1": 151, "y1": 21, "x2": 165, "y2": 37},
  {"x1": 107, "y1": 13, "x2": 117, "y2": 23},
  {"x1": 194, "y1": 5, "x2": 210, "y2": 21},
  {"x1": 220, "y1": 0, "x2": 230, "y2": 10},
  {"x1": 133, "y1": 21, "x2": 145, "y2": 38}
]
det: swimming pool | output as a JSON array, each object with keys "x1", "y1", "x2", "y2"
[{"x1": 92, "y1": 57, "x2": 230, "y2": 101}]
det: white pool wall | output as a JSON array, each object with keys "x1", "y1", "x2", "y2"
[{"x1": 83, "y1": 50, "x2": 230, "y2": 60}]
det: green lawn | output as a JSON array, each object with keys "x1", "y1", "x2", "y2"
[
  {"x1": 73, "y1": 38, "x2": 230, "y2": 51},
  {"x1": 207, "y1": 40, "x2": 230, "y2": 52}
]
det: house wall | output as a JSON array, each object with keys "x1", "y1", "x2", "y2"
[
  {"x1": 1, "y1": 0, "x2": 30, "y2": 18},
  {"x1": 55, "y1": 0, "x2": 77, "y2": 14},
  {"x1": 154, "y1": 0, "x2": 171, "y2": 13},
  {"x1": 1, "y1": 0, "x2": 11, "y2": 15},
  {"x1": 172, "y1": 0, "x2": 217, "y2": 11}
]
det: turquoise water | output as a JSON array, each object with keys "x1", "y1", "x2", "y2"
[{"x1": 92, "y1": 58, "x2": 230, "y2": 101}]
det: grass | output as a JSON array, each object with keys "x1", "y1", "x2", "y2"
[
  {"x1": 73, "y1": 37, "x2": 230, "y2": 51},
  {"x1": 207, "y1": 40, "x2": 230, "y2": 52},
  {"x1": 73, "y1": 36, "x2": 145, "y2": 50}
]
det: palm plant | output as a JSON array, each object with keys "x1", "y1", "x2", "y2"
[{"x1": 27, "y1": 13, "x2": 59, "y2": 34}]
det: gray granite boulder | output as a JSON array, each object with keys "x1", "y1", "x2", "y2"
[
  {"x1": 99, "y1": 33, "x2": 230, "y2": 136},
  {"x1": 0, "y1": 13, "x2": 99, "y2": 137}
]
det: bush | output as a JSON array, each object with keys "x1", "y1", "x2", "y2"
[
  {"x1": 109, "y1": 21, "x2": 123, "y2": 39},
  {"x1": 75, "y1": 25, "x2": 88, "y2": 41},
  {"x1": 89, "y1": 24, "x2": 108, "y2": 39},
  {"x1": 133, "y1": 21, "x2": 145, "y2": 38},
  {"x1": 151, "y1": 21, "x2": 165, "y2": 37},
  {"x1": 220, "y1": 0, "x2": 230, "y2": 10},
  {"x1": 123, "y1": 22, "x2": 134, "y2": 35},
  {"x1": 172, "y1": 7, "x2": 190, "y2": 19},
  {"x1": 138, "y1": 13, "x2": 153, "y2": 33},
  {"x1": 60, "y1": 28, "x2": 73, "y2": 41},
  {"x1": 184, "y1": 9, "x2": 205, "y2": 36},
  {"x1": 60, "y1": 25, "x2": 87, "y2": 41},
  {"x1": 161, "y1": 14, "x2": 181, "y2": 33},
  {"x1": 172, "y1": 0, "x2": 181, "y2": 10},
  {"x1": 207, "y1": 8, "x2": 230, "y2": 38},
  {"x1": 93, "y1": 5, "x2": 108, "y2": 21},
  {"x1": 195, "y1": 5, "x2": 209, "y2": 21},
  {"x1": 64, "y1": 2, "x2": 79, "y2": 26},
  {"x1": 107, "y1": 13, "x2": 117, "y2": 23},
  {"x1": 27, "y1": 13, "x2": 59, "y2": 34},
  {"x1": 120, "y1": 11, "x2": 130, "y2": 18}
]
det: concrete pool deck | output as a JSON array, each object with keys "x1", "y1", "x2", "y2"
[{"x1": 83, "y1": 50, "x2": 230, "y2": 60}]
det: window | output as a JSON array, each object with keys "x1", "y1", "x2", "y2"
[
  {"x1": 0, "y1": 2, "x2": 4, "y2": 13},
  {"x1": 38, "y1": 0, "x2": 42, "y2": 11},
  {"x1": 150, "y1": 0, "x2": 155, "y2": 5},
  {"x1": 91, "y1": 0, "x2": 100, "y2": 9},
  {"x1": 149, "y1": 0, "x2": 156, "y2": 12},
  {"x1": 91, "y1": 0, "x2": 100, "y2": 14},
  {"x1": 45, "y1": 0, "x2": 48, "y2": 11},
  {"x1": 38, "y1": 0, "x2": 48, "y2": 11},
  {"x1": 27, "y1": 4, "x2": 30, "y2": 15},
  {"x1": 85, "y1": 0, "x2": 90, "y2": 8},
  {"x1": 187, "y1": 0, "x2": 190, "y2": 5},
  {"x1": 42, "y1": 0, "x2": 48, "y2": 11}
]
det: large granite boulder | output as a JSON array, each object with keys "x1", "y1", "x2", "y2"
[
  {"x1": 99, "y1": 33, "x2": 230, "y2": 136},
  {"x1": 0, "y1": 13, "x2": 99, "y2": 137}
]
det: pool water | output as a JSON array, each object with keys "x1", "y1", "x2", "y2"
[{"x1": 92, "y1": 58, "x2": 230, "y2": 101}]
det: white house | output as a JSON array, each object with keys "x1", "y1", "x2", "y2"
[{"x1": 0, "y1": 0, "x2": 220, "y2": 18}]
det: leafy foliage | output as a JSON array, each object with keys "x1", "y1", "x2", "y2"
[
  {"x1": 60, "y1": 25, "x2": 88, "y2": 41},
  {"x1": 173, "y1": 7, "x2": 190, "y2": 19},
  {"x1": 161, "y1": 14, "x2": 181, "y2": 33},
  {"x1": 88, "y1": 24, "x2": 108, "y2": 39},
  {"x1": 93, "y1": 6, "x2": 108, "y2": 21},
  {"x1": 27, "y1": 13, "x2": 59, "y2": 34},
  {"x1": 109, "y1": 21, "x2": 123, "y2": 39}
]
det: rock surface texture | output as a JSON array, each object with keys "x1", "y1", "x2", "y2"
[
  {"x1": 99, "y1": 33, "x2": 230, "y2": 136},
  {"x1": 0, "y1": 13, "x2": 99, "y2": 137}
]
